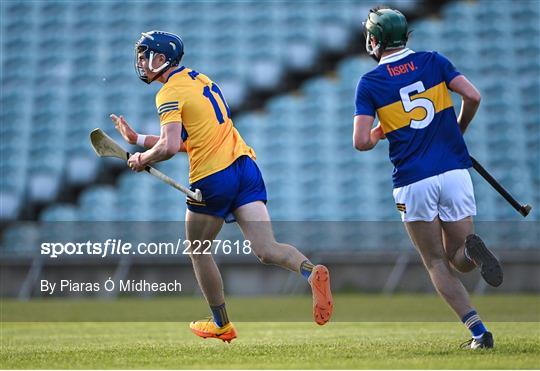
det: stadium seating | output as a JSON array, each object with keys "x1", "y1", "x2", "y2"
[
  {"x1": 1, "y1": 0, "x2": 538, "y2": 253},
  {"x1": 1, "y1": 0, "x2": 381, "y2": 219}
]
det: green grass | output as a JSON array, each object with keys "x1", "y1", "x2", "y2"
[
  {"x1": 1, "y1": 295, "x2": 539, "y2": 369},
  {"x1": 2, "y1": 293, "x2": 539, "y2": 322}
]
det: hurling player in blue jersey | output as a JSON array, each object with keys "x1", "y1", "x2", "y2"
[{"x1": 353, "y1": 7, "x2": 503, "y2": 349}]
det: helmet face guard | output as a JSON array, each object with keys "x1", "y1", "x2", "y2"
[
  {"x1": 363, "y1": 24, "x2": 382, "y2": 58},
  {"x1": 135, "y1": 44, "x2": 171, "y2": 84},
  {"x1": 135, "y1": 44, "x2": 151, "y2": 83},
  {"x1": 363, "y1": 20, "x2": 384, "y2": 62},
  {"x1": 134, "y1": 31, "x2": 184, "y2": 84}
]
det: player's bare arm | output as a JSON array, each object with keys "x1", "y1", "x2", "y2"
[
  {"x1": 127, "y1": 123, "x2": 182, "y2": 172},
  {"x1": 448, "y1": 75, "x2": 481, "y2": 134},
  {"x1": 353, "y1": 115, "x2": 386, "y2": 151},
  {"x1": 110, "y1": 113, "x2": 186, "y2": 152},
  {"x1": 132, "y1": 133, "x2": 186, "y2": 153}
]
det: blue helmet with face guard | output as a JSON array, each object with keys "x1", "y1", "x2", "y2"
[{"x1": 135, "y1": 30, "x2": 184, "y2": 84}]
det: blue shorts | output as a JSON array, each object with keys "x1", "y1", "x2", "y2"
[{"x1": 186, "y1": 156, "x2": 267, "y2": 223}]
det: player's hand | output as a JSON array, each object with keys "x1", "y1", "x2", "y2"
[
  {"x1": 127, "y1": 152, "x2": 146, "y2": 172},
  {"x1": 372, "y1": 123, "x2": 386, "y2": 140},
  {"x1": 110, "y1": 114, "x2": 137, "y2": 145}
]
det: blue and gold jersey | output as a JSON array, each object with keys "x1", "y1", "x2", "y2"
[
  {"x1": 355, "y1": 49, "x2": 472, "y2": 188},
  {"x1": 156, "y1": 66, "x2": 256, "y2": 184}
]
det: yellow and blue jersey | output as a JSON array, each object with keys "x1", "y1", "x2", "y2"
[
  {"x1": 156, "y1": 66, "x2": 256, "y2": 184},
  {"x1": 355, "y1": 49, "x2": 472, "y2": 188}
]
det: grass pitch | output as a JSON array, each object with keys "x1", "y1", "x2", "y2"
[{"x1": 1, "y1": 295, "x2": 539, "y2": 369}]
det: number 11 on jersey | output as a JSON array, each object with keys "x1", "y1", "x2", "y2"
[{"x1": 203, "y1": 83, "x2": 231, "y2": 124}]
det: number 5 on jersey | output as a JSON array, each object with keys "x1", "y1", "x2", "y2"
[
  {"x1": 203, "y1": 83, "x2": 231, "y2": 124},
  {"x1": 399, "y1": 81, "x2": 435, "y2": 129}
]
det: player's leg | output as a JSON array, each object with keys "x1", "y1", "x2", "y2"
[
  {"x1": 233, "y1": 201, "x2": 333, "y2": 325},
  {"x1": 441, "y1": 217, "x2": 476, "y2": 272},
  {"x1": 234, "y1": 201, "x2": 307, "y2": 271},
  {"x1": 185, "y1": 209, "x2": 237, "y2": 342},
  {"x1": 229, "y1": 154, "x2": 333, "y2": 325},
  {"x1": 185, "y1": 209, "x2": 225, "y2": 307},
  {"x1": 439, "y1": 169, "x2": 503, "y2": 287},
  {"x1": 395, "y1": 174, "x2": 492, "y2": 348},
  {"x1": 229, "y1": 157, "x2": 310, "y2": 272},
  {"x1": 405, "y1": 219, "x2": 474, "y2": 316},
  {"x1": 405, "y1": 219, "x2": 492, "y2": 349}
]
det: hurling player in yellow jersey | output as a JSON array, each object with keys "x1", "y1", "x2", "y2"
[{"x1": 110, "y1": 31, "x2": 333, "y2": 342}]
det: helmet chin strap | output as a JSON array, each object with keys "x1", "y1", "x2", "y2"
[
  {"x1": 146, "y1": 51, "x2": 171, "y2": 83},
  {"x1": 148, "y1": 51, "x2": 170, "y2": 73}
]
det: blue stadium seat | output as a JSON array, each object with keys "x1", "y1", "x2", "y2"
[
  {"x1": 40, "y1": 204, "x2": 79, "y2": 222},
  {"x1": 78, "y1": 185, "x2": 118, "y2": 221}
]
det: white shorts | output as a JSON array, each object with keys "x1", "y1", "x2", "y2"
[{"x1": 392, "y1": 169, "x2": 476, "y2": 222}]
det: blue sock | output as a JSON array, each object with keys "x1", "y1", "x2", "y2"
[
  {"x1": 300, "y1": 260, "x2": 314, "y2": 279},
  {"x1": 462, "y1": 310, "x2": 488, "y2": 338},
  {"x1": 210, "y1": 303, "x2": 229, "y2": 327}
]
